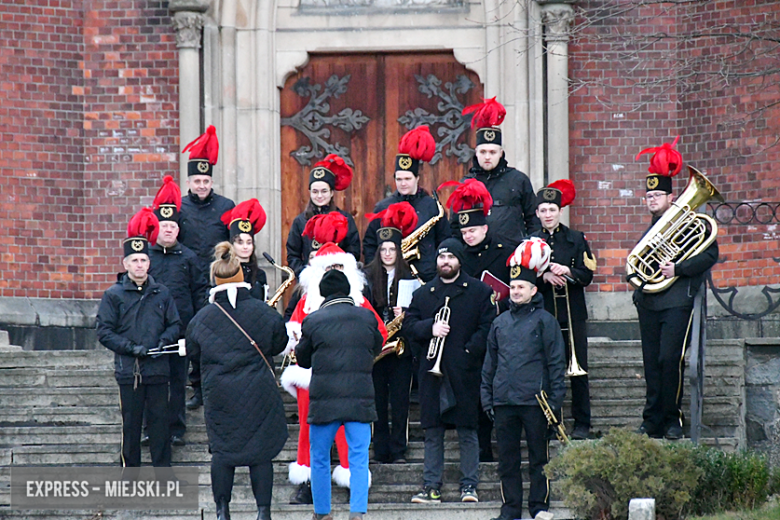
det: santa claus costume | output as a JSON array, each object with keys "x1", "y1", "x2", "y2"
[{"x1": 280, "y1": 211, "x2": 388, "y2": 504}]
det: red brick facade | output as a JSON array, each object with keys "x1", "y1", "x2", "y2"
[{"x1": 1, "y1": 0, "x2": 778, "y2": 299}]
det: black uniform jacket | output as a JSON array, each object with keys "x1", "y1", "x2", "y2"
[
  {"x1": 286, "y1": 205, "x2": 361, "y2": 277},
  {"x1": 363, "y1": 189, "x2": 450, "y2": 283},
  {"x1": 185, "y1": 287, "x2": 288, "y2": 466},
  {"x1": 461, "y1": 233, "x2": 515, "y2": 286},
  {"x1": 179, "y1": 190, "x2": 235, "y2": 270},
  {"x1": 463, "y1": 155, "x2": 540, "y2": 244},
  {"x1": 481, "y1": 293, "x2": 566, "y2": 411},
  {"x1": 632, "y1": 217, "x2": 719, "y2": 311},
  {"x1": 404, "y1": 272, "x2": 495, "y2": 429},
  {"x1": 531, "y1": 224, "x2": 595, "y2": 323},
  {"x1": 296, "y1": 295, "x2": 384, "y2": 425},
  {"x1": 366, "y1": 268, "x2": 416, "y2": 359},
  {"x1": 241, "y1": 262, "x2": 268, "y2": 301},
  {"x1": 96, "y1": 274, "x2": 181, "y2": 385},
  {"x1": 148, "y1": 242, "x2": 208, "y2": 332}
]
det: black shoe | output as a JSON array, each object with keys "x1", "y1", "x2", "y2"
[
  {"x1": 290, "y1": 481, "x2": 312, "y2": 505},
  {"x1": 186, "y1": 388, "x2": 203, "y2": 410},
  {"x1": 255, "y1": 505, "x2": 271, "y2": 520},
  {"x1": 140, "y1": 435, "x2": 150, "y2": 447},
  {"x1": 571, "y1": 424, "x2": 590, "y2": 440},
  {"x1": 664, "y1": 424, "x2": 683, "y2": 440},
  {"x1": 479, "y1": 449, "x2": 494, "y2": 463},
  {"x1": 635, "y1": 424, "x2": 662, "y2": 438},
  {"x1": 171, "y1": 435, "x2": 186, "y2": 447},
  {"x1": 393, "y1": 457, "x2": 407, "y2": 464},
  {"x1": 216, "y1": 499, "x2": 231, "y2": 520}
]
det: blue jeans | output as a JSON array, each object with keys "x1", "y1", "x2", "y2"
[{"x1": 310, "y1": 421, "x2": 371, "y2": 514}]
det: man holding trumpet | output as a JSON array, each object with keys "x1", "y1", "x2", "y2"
[{"x1": 404, "y1": 238, "x2": 495, "y2": 504}]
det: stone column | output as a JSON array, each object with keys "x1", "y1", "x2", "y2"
[
  {"x1": 541, "y1": 2, "x2": 574, "y2": 222},
  {"x1": 170, "y1": 1, "x2": 209, "y2": 185}
]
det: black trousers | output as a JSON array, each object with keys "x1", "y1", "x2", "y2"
[
  {"x1": 637, "y1": 305, "x2": 693, "y2": 433},
  {"x1": 188, "y1": 354, "x2": 201, "y2": 390},
  {"x1": 118, "y1": 383, "x2": 171, "y2": 467},
  {"x1": 211, "y1": 459, "x2": 273, "y2": 507},
  {"x1": 372, "y1": 354, "x2": 413, "y2": 461},
  {"x1": 494, "y1": 405, "x2": 549, "y2": 519},
  {"x1": 169, "y1": 355, "x2": 187, "y2": 437},
  {"x1": 561, "y1": 318, "x2": 591, "y2": 428}
]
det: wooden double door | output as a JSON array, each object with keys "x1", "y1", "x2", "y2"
[{"x1": 280, "y1": 52, "x2": 483, "y2": 258}]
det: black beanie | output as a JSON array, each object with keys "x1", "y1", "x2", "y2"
[
  {"x1": 319, "y1": 269, "x2": 351, "y2": 298},
  {"x1": 437, "y1": 238, "x2": 465, "y2": 266}
]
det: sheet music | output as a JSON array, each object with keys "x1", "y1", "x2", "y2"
[{"x1": 397, "y1": 279, "x2": 422, "y2": 308}]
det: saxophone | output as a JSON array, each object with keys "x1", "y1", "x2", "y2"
[
  {"x1": 402, "y1": 190, "x2": 444, "y2": 262},
  {"x1": 375, "y1": 312, "x2": 405, "y2": 363},
  {"x1": 263, "y1": 252, "x2": 296, "y2": 307}
]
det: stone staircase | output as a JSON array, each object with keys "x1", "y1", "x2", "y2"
[{"x1": 0, "y1": 337, "x2": 745, "y2": 519}]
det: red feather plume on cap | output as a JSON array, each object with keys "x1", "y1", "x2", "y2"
[
  {"x1": 438, "y1": 179, "x2": 493, "y2": 216},
  {"x1": 506, "y1": 237, "x2": 551, "y2": 274},
  {"x1": 152, "y1": 175, "x2": 181, "y2": 211},
  {"x1": 302, "y1": 211, "x2": 349, "y2": 245},
  {"x1": 398, "y1": 126, "x2": 436, "y2": 163},
  {"x1": 313, "y1": 154, "x2": 353, "y2": 191},
  {"x1": 127, "y1": 207, "x2": 159, "y2": 246},
  {"x1": 182, "y1": 125, "x2": 219, "y2": 165},
  {"x1": 462, "y1": 97, "x2": 506, "y2": 129},
  {"x1": 547, "y1": 179, "x2": 576, "y2": 208},
  {"x1": 635, "y1": 135, "x2": 682, "y2": 177},
  {"x1": 221, "y1": 198, "x2": 267, "y2": 234},
  {"x1": 365, "y1": 201, "x2": 419, "y2": 238}
]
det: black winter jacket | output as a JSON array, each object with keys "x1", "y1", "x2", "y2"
[
  {"x1": 148, "y1": 242, "x2": 208, "y2": 332},
  {"x1": 96, "y1": 274, "x2": 181, "y2": 385},
  {"x1": 296, "y1": 295, "x2": 383, "y2": 424},
  {"x1": 241, "y1": 262, "x2": 268, "y2": 301},
  {"x1": 179, "y1": 190, "x2": 235, "y2": 270},
  {"x1": 463, "y1": 155, "x2": 540, "y2": 244},
  {"x1": 404, "y1": 272, "x2": 495, "y2": 429},
  {"x1": 185, "y1": 287, "x2": 288, "y2": 466},
  {"x1": 481, "y1": 293, "x2": 566, "y2": 411},
  {"x1": 286, "y1": 205, "x2": 361, "y2": 277},
  {"x1": 363, "y1": 189, "x2": 450, "y2": 282}
]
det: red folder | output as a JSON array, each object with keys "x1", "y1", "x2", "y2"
[{"x1": 481, "y1": 270, "x2": 510, "y2": 302}]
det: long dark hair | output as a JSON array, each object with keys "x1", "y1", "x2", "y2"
[
  {"x1": 303, "y1": 200, "x2": 338, "y2": 220},
  {"x1": 231, "y1": 235, "x2": 259, "y2": 284},
  {"x1": 364, "y1": 241, "x2": 413, "y2": 310}
]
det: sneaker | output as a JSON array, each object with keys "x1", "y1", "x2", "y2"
[
  {"x1": 460, "y1": 485, "x2": 479, "y2": 502},
  {"x1": 664, "y1": 424, "x2": 683, "y2": 440},
  {"x1": 411, "y1": 486, "x2": 441, "y2": 503}
]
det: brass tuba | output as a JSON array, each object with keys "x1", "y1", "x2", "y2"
[
  {"x1": 263, "y1": 252, "x2": 296, "y2": 307},
  {"x1": 402, "y1": 190, "x2": 444, "y2": 263},
  {"x1": 626, "y1": 166, "x2": 723, "y2": 294}
]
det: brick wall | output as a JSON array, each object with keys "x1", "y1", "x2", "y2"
[{"x1": 569, "y1": 0, "x2": 780, "y2": 293}]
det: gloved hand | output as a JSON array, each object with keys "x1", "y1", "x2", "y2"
[
  {"x1": 131, "y1": 344, "x2": 148, "y2": 358},
  {"x1": 485, "y1": 408, "x2": 495, "y2": 423}
]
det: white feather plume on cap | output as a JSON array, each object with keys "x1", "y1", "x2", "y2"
[{"x1": 507, "y1": 237, "x2": 551, "y2": 276}]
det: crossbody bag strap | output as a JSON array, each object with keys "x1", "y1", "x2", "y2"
[{"x1": 213, "y1": 302, "x2": 276, "y2": 379}]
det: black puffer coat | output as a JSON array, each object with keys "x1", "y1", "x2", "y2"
[
  {"x1": 148, "y1": 242, "x2": 208, "y2": 332},
  {"x1": 404, "y1": 272, "x2": 495, "y2": 429},
  {"x1": 463, "y1": 155, "x2": 540, "y2": 245},
  {"x1": 296, "y1": 295, "x2": 384, "y2": 424},
  {"x1": 286, "y1": 205, "x2": 361, "y2": 277},
  {"x1": 96, "y1": 274, "x2": 181, "y2": 385},
  {"x1": 185, "y1": 287, "x2": 288, "y2": 465},
  {"x1": 179, "y1": 190, "x2": 235, "y2": 270}
]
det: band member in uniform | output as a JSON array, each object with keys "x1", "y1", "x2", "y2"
[
  {"x1": 148, "y1": 176, "x2": 209, "y2": 447},
  {"x1": 439, "y1": 178, "x2": 514, "y2": 462},
  {"x1": 482, "y1": 238, "x2": 566, "y2": 520},
  {"x1": 531, "y1": 179, "x2": 596, "y2": 440},
  {"x1": 186, "y1": 242, "x2": 288, "y2": 520},
  {"x1": 632, "y1": 137, "x2": 718, "y2": 440},
  {"x1": 178, "y1": 125, "x2": 235, "y2": 410},
  {"x1": 296, "y1": 269, "x2": 384, "y2": 520},
  {"x1": 364, "y1": 202, "x2": 419, "y2": 464},
  {"x1": 281, "y1": 213, "x2": 388, "y2": 504},
  {"x1": 221, "y1": 198, "x2": 269, "y2": 300},
  {"x1": 461, "y1": 98, "x2": 539, "y2": 244},
  {"x1": 404, "y1": 238, "x2": 495, "y2": 504},
  {"x1": 286, "y1": 154, "x2": 361, "y2": 277},
  {"x1": 96, "y1": 208, "x2": 181, "y2": 468},
  {"x1": 363, "y1": 126, "x2": 449, "y2": 282}
]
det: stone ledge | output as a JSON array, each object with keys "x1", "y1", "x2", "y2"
[{"x1": 0, "y1": 297, "x2": 99, "y2": 328}]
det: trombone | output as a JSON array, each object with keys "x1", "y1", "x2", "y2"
[
  {"x1": 426, "y1": 297, "x2": 450, "y2": 377},
  {"x1": 553, "y1": 277, "x2": 587, "y2": 377}
]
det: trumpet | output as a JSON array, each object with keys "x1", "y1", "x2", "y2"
[
  {"x1": 536, "y1": 390, "x2": 569, "y2": 444},
  {"x1": 553, "y1": 280, "x2": 587, "y2": 377},
  {"x1": 263, "y1": 252, "x2": 296, "y2": 307},
  {"x1": 147, "y1": 338, "x2": 187, "y2": 357},
  {"x1": 375, "y1": 312, "x2": 405, "y2": 363},
  {"x1": 427, "y1": 297, "x2": 450, "y2": 377}
]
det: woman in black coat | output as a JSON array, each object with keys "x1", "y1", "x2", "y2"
[
  {"x1": 222, "y1": 199, "x2": 269, "y2": 301},
  {"x1": 186, "y1": 242, "x2": 288, "y2": 520}
]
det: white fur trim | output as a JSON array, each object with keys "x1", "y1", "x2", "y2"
[
  {"x1": 331, "y1": 466, "x2": 372, "y2": 489},
  {"x1": 208, "y1": 282, "x2": 252, "y2": 308},
  {"x1": 288, "y1": 462, "x2": 311, "y2": 484},
  {"x1": 283, "y1": 321, "x2": 302, "y2": 356},
  {"x1": 280, "y1": 364, "x2": 311, "y2": 396},
  {"x1": 298, "y1": 258, "x2": 366, "y2": 314}
]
